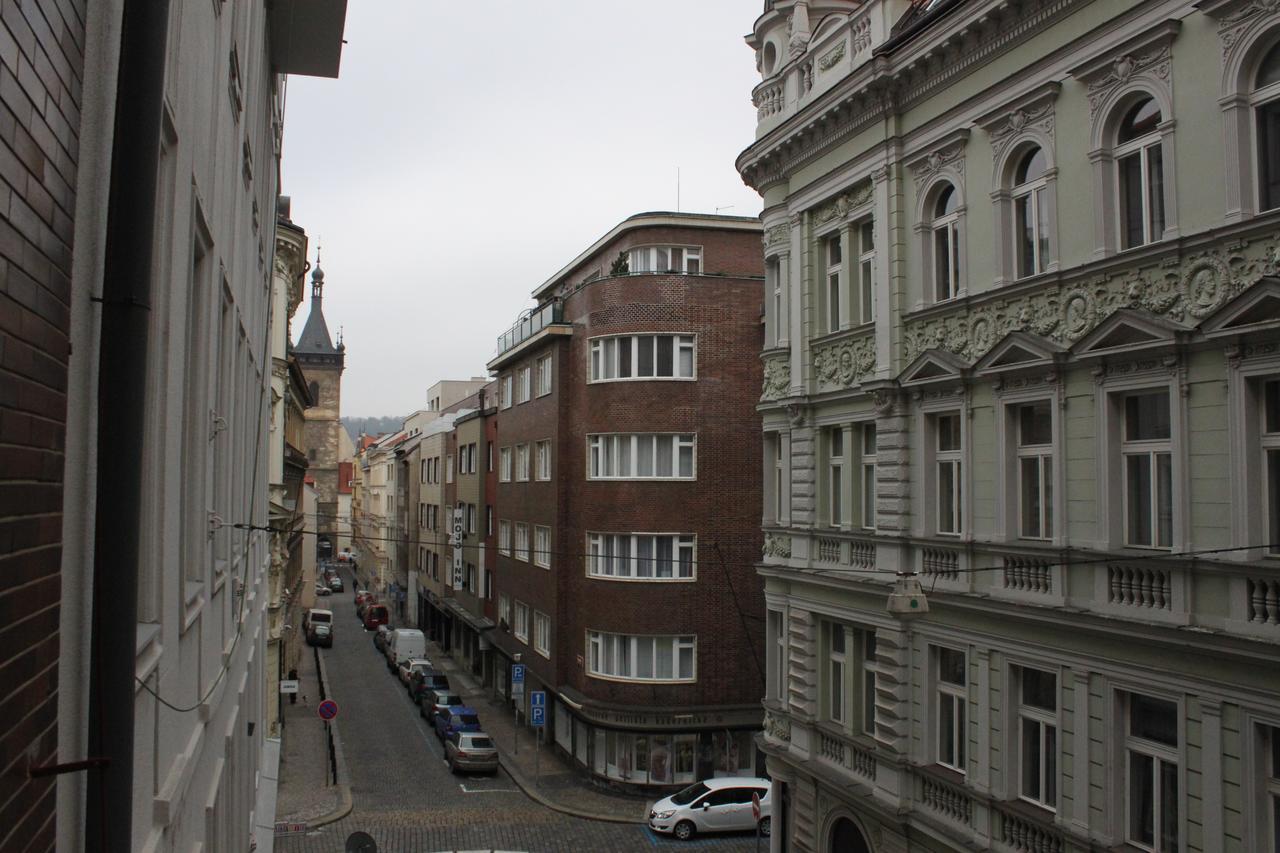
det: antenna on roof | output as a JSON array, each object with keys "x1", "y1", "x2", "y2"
[
  {"x1": 716, "y1": 205, "x2": 735, "y2": 215},
  {"x1": 676, "y1": 167, "x2": 681, "y2": 212}
]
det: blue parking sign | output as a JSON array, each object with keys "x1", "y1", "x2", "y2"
[
  {"x1": 529, "y1": 690, "x2": 546, "y2": 708},
  {"x1": 530, "y1": 706, "x2": 545, "y2": 726},
  {"x1": 511, "y1": 664, "x2": 525, "y2": 683}
]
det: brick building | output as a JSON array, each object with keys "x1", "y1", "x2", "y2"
[{"x1": 486, "y1": 212, "x2": 767, "y2": 788}]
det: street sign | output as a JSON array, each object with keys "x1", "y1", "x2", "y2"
[
  {"x1": 451, "y1": 508, "x2": 464, "y2": 547},
  {"x1": 530, "y1": 706, "x2": 545, "y2": 726},
  {"x1": 317, "y1": 699, "x2": 339, "y2": 721},
  {"x1": 511, "y1": 664, "x2": 525, "y2": 683},
  {"x1": 752, "y1": 791, "x2": 761, "y2": 822},
  {"x1": 529, "y1": 690, "x2": 545, "y2": 708},
  {"x1": 279, "y1": 680, "x2": 299, "y2": 694}
]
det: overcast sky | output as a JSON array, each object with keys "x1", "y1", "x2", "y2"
[{"x1": 282, "y1": 1, "x2": 765, "y2": 416}]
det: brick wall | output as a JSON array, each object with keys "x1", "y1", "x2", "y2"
[{"x1": 0, "y1": 1, "x2": 86, "y2": 850}]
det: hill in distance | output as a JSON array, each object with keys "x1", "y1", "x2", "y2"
[{"x1": 342, "y1": 415, "x2": 404, "y2": 442}]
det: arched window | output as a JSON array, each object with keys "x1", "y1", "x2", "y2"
[
  {"x1": 931, "y1": 185, "x2": 961, "y2": 302},
  {"x1": 829, "y1": 817, "x2": 872, "y2": 853},
  {"x1": 1013, "y1": 146, "x2": 1050, "y2": 278},
  {"x1": 309, "y1": 381, "x2": 320, "y2": 403},
  {"x1": 1255, "y1": 40, "x2": 1280, "y2": 210},
  {"x1": 1116, "y1": 97, "x2": 1165, "y2": 249}
]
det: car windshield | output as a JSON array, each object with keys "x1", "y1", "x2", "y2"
[
  {"x1": 465, "y1": 737, "x2": 494, "y2": 749},
  {"x1": 458, "y1": 714, "x2": 480, "y2": 726},
  {"x1": 671, "y1": 782, "x2": 710, "y2": 806},
  {"x1": 368, "y1": 606, "x2": 387, "y2": 618},
  {"x1": 410, "y1": 663, "x2": 428, "y2": 673}
]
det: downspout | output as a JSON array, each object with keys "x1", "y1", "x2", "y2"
[{"x1": 85, "y1": 0, "x2": 172, "y2": 850}]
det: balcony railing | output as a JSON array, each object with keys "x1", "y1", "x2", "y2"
[{"x1": 494, "y1": 301, "x2": 563, "y2": 357}]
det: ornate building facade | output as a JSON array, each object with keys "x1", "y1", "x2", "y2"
[{"x1": 740, "y1": 1, "x2": 1280, "y2": 851}]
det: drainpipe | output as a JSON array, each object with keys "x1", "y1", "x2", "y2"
[{"x1": 85, "y1": 0, "x2": 172, "y2": 850}]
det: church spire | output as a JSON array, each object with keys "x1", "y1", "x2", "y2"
[{"x1": 294, "y1": 248, "x2": 342, "y2": 364}]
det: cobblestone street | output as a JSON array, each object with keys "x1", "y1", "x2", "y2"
[{"x1": 275, "y1": 594, "x2": 765, "y2": 853}]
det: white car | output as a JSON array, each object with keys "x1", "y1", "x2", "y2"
[{"x1": 648, "y1": 777, "x2": 771, "y2": 841}]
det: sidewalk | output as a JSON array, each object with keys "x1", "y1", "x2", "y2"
[
  {"x1": 273, "y1": 640, "x2": 352, "y2": 827},
  {"x1": 422, "y1": 638, "x2": 651, "y2": 825}
]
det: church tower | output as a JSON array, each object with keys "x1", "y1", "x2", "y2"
[{"x1": 294, "y1": 255, "x2": 345, "y2": 558}]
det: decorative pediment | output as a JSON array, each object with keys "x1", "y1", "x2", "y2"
[
  {"x1": 1069, "y1": 20, "x2": 1180, "y2": 121},
  {"x1": 898, "y1": 348, "x2": 971, "y2": 386},
  {"x1": 974, "y1": 331, "x2": 1066, "y2": 376},
  {"x1": 1070, "y1": 308, "x2": 1192, "y2": 359},
  {"x1": 976, "y1": 82, "x2": 1062, "y2": 165},
  {"x1": 1198, "y1": 275, "x2": 1280, "y2": 338},
  {"x1": 905, "y1": 129, "x2": 970, "y2": 190}
]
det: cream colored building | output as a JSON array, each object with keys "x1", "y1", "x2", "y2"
[{"x1": 741, "y1": 2, "x2": 1280, "y2": 852}]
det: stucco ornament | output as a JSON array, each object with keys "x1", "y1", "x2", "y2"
[
  {"x1": 1217, "y1": 0, "x2": 1280, "y2": 54},
  {"x1": 763, "y1": 709, "x2": 792, "y2": 742},
  {"x1": 763, "y1": 223, "x2": 790, "y2": 250},
  {"x1": 812, "y1": 335, "x2": 876, "y2": 391},
  {"x1": 902, "y1": 233, "x2": 1280, "y2": 362},
  {"x1": 763, "y1": 532, "x2": 792, "y2": 559},
  {"x1": 818, "y1": 41, "x2": 846, "y2": 72},
  {"x1": 1086, "y1": 45, "x2": 1171, "y2": 118},
  {"x1": 761, "y1": 356, "x2": 791, "y2": 401},
  {"x1": 812, "y1": 183, "x2": 873, "y2": 226}
]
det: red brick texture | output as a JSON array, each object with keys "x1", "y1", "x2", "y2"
[
  {"x1": 490, "y1": 222, "x2": 765, "y2": 716},
  {"x1": 0, "y1": 1, "x2": 86, "y2": 850}
]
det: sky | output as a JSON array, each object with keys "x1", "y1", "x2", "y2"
[{"x1": 282, "y1": 1, "x2": 767, "y2": 417}]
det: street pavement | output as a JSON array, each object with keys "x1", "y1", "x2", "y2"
[{"x1": 274, "y1": 593, "x2": 764, "y2": 853}]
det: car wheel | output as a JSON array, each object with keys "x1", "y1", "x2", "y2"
[
  {"x1": 759, "y1": 817, "x2": 771, "y2": 837},
  {"x1": 673, "y1": 820, "x2": 695, "y2": 841}
]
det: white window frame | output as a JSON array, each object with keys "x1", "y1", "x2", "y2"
[
  {"x1": 826, "y1": 426, "x2": 846, "y2": 528},
  {"x1": 1114, "y1": 111, "x2": 1166, "y2": 251},
  {"x1": 498, "y1": 593, "x2": 510, "y2": 627},
  {"x1": 1262, "y1": 377, "x2": 1280, "y2": 556},
  {"x1": 1012, "y1": 665, "x2": 1059, "y2": 811},
  {"x1": 827, "y1": 622, "x2": 846, "y2": 724},
  {"x1": 536, "y1": 440, "x2": 551, "y2": 481},
  {"x1": 824, "y1": 231, "x2": 844, "y2": 333},
  {"x1": 499, "y1": 447, "x2": 512, "y2": 483},
  {"x1": 446, "y1": 454, "x2": 454, "y2": 484},
  {"x1": 1120, "y1": 691, "x2": 1181, "y2": 853},
  {"x1": 768, "y1": 432, "x2": 790, "y2": 525},
  {"x1": 1011, "y1": 146, "x2": 1052, "y2": 279},
  {"x1": 588, "y1": 334, "x2": 697, "y2": 382},
  {"x1": 934, "y1": 645, "x2": 967, "y2": 773},
  {"x1": 860, "y1": 421, "x2": 877, "y2": 530},
  {"x1": 498, "y1": 520, "x2": 511, "y2": 556},
  {"x1": 514, "y1": 523, "x2": 529, "y2": 562},
  {"x1": 514, "y1": 601, "x2": 529, "y2": 643},
  {"x1": 501, "y1": 374, "x2": 513, "y2": 409},
  {"x1": 627, "y1": 244, "x2": 702, "y2": 274},
  {"x1": 587, "y1": 433, "x2": 696, "y2": 480},
  {"x1": 534, "y1": 611, "x2": 551, "y2": 657},
  {"x1": 1120, "y1": 390, "x2": 1174, "y2": 550},
  {"x1": 586, "y1": 532, "x2": 696, "y2": 581},
  {"x1": 516, "y1": 443, "x2": 530, "y2": 482},
  {"x1": 518, "y1": 366, "x2": 532, "y2": 403},
  {"x1": 933, "y1": 412, "x2": 964, "y2": 536},
  {"x1": 534, "y1": 525, "x2": 550, "y2": 568},
  {"x1": 1016, "y1": 400, "x2": 1055, "y2": 541},
  {"x1": 586, "y1": 631, "x2": 696, "y2": 683},
  {"x1": 857, "y1": 219, "x2": 875, "y2": 326},
  {"x1": 536, "y1": 354, "x2": 553, "y2": 396},
  {"x1": 767, "y1": 609, "x2": 787, "y2": 703},
  {"x1": 926, "y1": 183, "x2": 963, "y2": 303}
]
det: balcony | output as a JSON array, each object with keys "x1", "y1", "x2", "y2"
[{"x1": 488, "y1": 302, "x2": 570, "y2": 370}]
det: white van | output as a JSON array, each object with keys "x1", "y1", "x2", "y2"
[{"x1": 385, "y1": 628, "x2": 426, "y2": 670}]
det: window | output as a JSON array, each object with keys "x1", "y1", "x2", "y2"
[
  {"x1": 1262, "y1": 724, "x2": 1280, "y2": 851},
  {"x1": 536, "y1": 440, "x2": 551, "y2": 480},
  {"x1": 771, "y1": 433, "x2": 788, "y2": 523},
  {"x1": 1122, "y1": 392, "x2": 1173, "y2": 548},
  {"x1": 1124, "y1": 693, "x2": 1179, "y2": 852},
  {"x1": 587, "y1": 533, "x2": 695, "y2": 579},
  {"x1": 499, "y1": 447, "x2": 512, "y2": 483},
  {"x1": 534, "y1": 525, "x2": 550, "y2": 568},
  {"x1": 931, "y1": 184, "x2": 961, "y2": 301},
  {"x1": 935, "y1": 646, "x2": 967, "y2": 772},
  {"x1": 418, "y1": 502, "x2": 424, "y2": 530},
  {"x1": 1014, "y1": 666, "x2": 1057, "y2": 810},
  {"x1": 1116, "y1": 98, "x2": 1166, "y2": 249},
  {"x1": 1017, "y1": 401, "x2": 1054, "y2": 540},
  {"x1": 588, "y1": 434, "x2": 695, "y2": 479},
  {"x1": 499, "y1": 520, "x2": 511, "y2": 555},
  {"x1": 501, "y1": 374, "x2": 513, "y2": 409},
  {"x1": 487, "y1": 442, "x2": 493, "y2": 472},
  {"x1": 767, "y1": 257, "x2": 785, "y2": 346},
  {"x1": 514, "y1": 602, "x2": 529, "y2": 642},
  {"x1": 466, "y1": 504, "x2": 476, "y2": 535},
  {"x1": 515, "y1": 523, "x2": 529, "y2": 561},
  {"x1": 537, "y1": 354, "x2": 553, "y2": 396},
  {"x1": 518, "y1": 366, "x2": 532, "y2": 403},
  {"x1": 1013, "y1": 147, "x2": 1051, "y2": 278},
  {"x1": 587, "y1": 632, "x2": 696, "y2": 682},
  {"x1": 498, "y1": 593, "x2": 510, "y2": 627},
  {"x1": 827, "y1": 623, "x2": 846, "y2": 724},
  {"x1": 824, "y1": 233, "x2": 843, "y2": 333},
  {"x1": 446, "y1": 454, "x2": 454, "y2": 484},
  {"x1": 1265, "y1": 379, "x2": 1280, "y2": 555},
  {"x1": 861, "y1": 422, "x2": 877, "y2": 530},
  {"x1": 934, "y1": 413, "x2": 963, "y2": 535},
  {"x1": 468, "y1": 443, "x2": 477, "y2": 473},
  {"x1": 628, "y1": 245, "x2": 701, "y2": 274},
  {"x1": 1254, "y1": 42, "x2": 1280, "y2": 212},
  {"x1": 857, "y1": 220, "x2": 875, "y2": 325},
  {"x1": 534, "y1": 611, "x2": 550, "y2": 657},
  {"x1": 516, "y1": 444, "x2": 530, "y2": 481},
  {"x1": 862, "y1": 633, "x2": 878, "y2": 737},
  {"x1": 768, "y1": 610, "x2": 786, "y2": 702},
  {"x1": 486, "y1": 505, "x2": 493, "y2": 537},
  {"x1": 826, "y1": 427, "x2": 845, "y2": 528},
  {"x1": 589, "y1": 335, "x2": 696, "y2": 381}
]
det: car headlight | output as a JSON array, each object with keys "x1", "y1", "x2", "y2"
[{"x1": 655, "y1": 810, "x2": 675, "y2": 820}]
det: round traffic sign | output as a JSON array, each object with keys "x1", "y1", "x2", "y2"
[{"x1": 318, "y1": 699, "x2": 339, "y2": 721}]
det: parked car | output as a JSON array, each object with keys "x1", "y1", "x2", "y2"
[
  {"x1": 384, "y1": 628, "x2": 427, "y2": 671},
  {"x1": 409, "y1": 670, "x2": 451, "y2": 703},
  {"x1": 418, "y1": 688, "x2": 464, "y2": 722},
  {"x1": 313, "y1": 584, "x2": 332, "y2": 597},
  {"x1": 444, "y1": 731, "x2": 499, "y2": 775},
  {"x1": 398, "y1": 658, "x2": 432, "y2": 688},
  {"x1": 307, "y1": 622, "x2": 333, "y2": 648},
  {"x1": 372, "y1": 624, "x2": 391, "y2": 653},
  {"x1": 362, "y1": 603, "x2": 389, "y2": 631},
  {"x1": 354, "y1": 589, "x2": 373, "y2": 607},
  {"x1": 355, "y1": 594, "x2": 376, "y2": 620},
  {"x1": 433, "y1": 706, "x2": 482, "y2": 741},
  {"x1": 302, "y1": 608, "x2": 332, "y2": 635},
  {"x1": 647, "y1": 777, "x2": 771, "y2": 841},
  {"x1": 326, "y1": 574, "x2": 344, "y2": 592}
]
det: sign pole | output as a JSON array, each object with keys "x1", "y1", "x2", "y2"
[{"x1": 535, "y1": 726, "x2": 540, "y2": 786}]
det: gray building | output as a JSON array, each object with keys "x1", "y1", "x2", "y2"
[{"x1": 740, "y1": 1, "x2": 1280, "y2": 851}]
